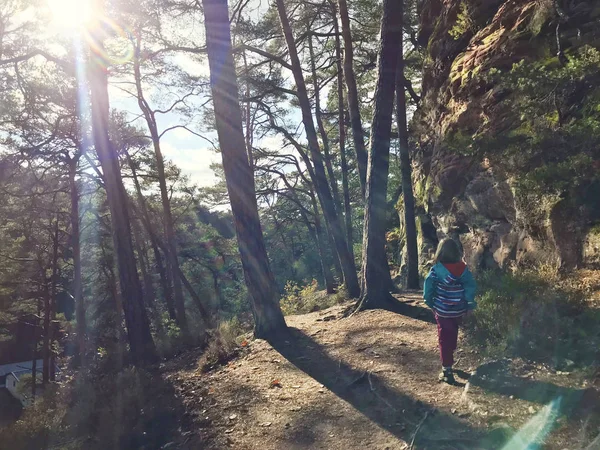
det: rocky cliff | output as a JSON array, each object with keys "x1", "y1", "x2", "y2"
[{"x1": 409, "y1": 0, "x2": 600, "y2": 271}]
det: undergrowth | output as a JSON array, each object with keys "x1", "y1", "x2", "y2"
[
  {"x1": 280, "y1": 279, "x2": 347, "y2": 315},
  {"x1": 465, "y1": 266, "x2": 600, "y2": 369},
  {"x1": 0, "y1": 367, "x2": 182, "y2": 450},
  {"x1": 199, "y1": 317, "x2": 249, "y2": 372}
]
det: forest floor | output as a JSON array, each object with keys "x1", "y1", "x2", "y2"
[{"x1": 159, "y1": 293, "x2": 600, "y2": 450}]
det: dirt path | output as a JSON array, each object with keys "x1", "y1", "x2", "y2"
[{"x1": 162, "y1": 294, "x2": 599, "y2": 449}]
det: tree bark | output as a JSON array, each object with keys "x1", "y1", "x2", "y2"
[
  {"x1": 88, "y1": 14, "x2": 158, "y2": 365},
  {"x1": 68, "y1": 155, "x2": 86, "y2": 361},
  {"x1": 127, "y1": 153, "x2": 178, "y2": 320},
  {"x1": 127, "y1": 156, "x2": 210, "y2": 327},
  {"x1": 337, "y1": 0, "x2": 368, "y2": 196},
  {"x1": 395, "y1": 26, "x2": 420, "y2": 290},
  {"x1": 308, "y1": 35, "x2": 342, "y2": 217},
  {"x1": 131, "y1": 217, "x2": 165, "y2": 336},
  {"x1": 333, "y1": 13, "x2": 354, "y2": 258},
  {"x1": 133, "y1": 41, "x2": 189, "y2": 337},
  {"x1": 275, "y1": 0, "x2": 360, "y2": 297},
  {"x1": 43, "y1": 216, "x2": 59, "y2": 384},
  {"x1": 202, "y1": 0, "x2": 287, "y2": 337},
  {"x1": 356, "y1": 0, "x2": 402, "y2": 311}
]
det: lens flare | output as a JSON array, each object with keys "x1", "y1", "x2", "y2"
[{"x1": 47, "y1": 0, "x2": 93, "y2": 28}]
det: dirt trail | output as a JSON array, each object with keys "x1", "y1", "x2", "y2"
[{"x1": 162, "y1": 294, "x2": 599, "y2": 449}]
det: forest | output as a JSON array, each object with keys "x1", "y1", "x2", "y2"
[{"x1": 0, "y1": 0, "x2": 599, "y2": 448}]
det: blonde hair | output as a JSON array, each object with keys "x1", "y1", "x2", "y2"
[{"x1": 434, "y1": 238, "x2": 462, "y2": 264}]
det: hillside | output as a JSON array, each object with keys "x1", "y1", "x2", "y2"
[{"x1": 161, "y1": 293, "x2": 600, "y2": 450}]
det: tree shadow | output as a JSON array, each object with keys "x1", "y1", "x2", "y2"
[
  {"x1": 380, "y1": 297, "x2": 436, "y2": 324},
  {"x1": 269, "y1": 327, "x2": 504, "y2": 449},
  {"x1": 470, "y1": 360, "x2": 600, "y2": 421}
]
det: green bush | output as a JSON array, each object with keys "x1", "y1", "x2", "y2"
[
  {"x1": 279, "y1": 279, "x2": 345, "y2": 315},
  {"x1": 465, "y1": 268, "x2": 600, "y2": 368}
]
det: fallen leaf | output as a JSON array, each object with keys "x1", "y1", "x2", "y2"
[
  {"x1": 240, "y1": 340, "x2": 248, "y2": 347},
  {"x1": 270, "y1": 379, "x2": 282, "y2": 388}
]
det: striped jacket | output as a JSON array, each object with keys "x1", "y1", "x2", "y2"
[{"x1": 423, "y1": 262, "x2": 477, "y2": 318}]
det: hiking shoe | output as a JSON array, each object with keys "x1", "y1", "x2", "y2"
[{"x1": 439, "y1": 369, "x2": 455, "y2": 384}]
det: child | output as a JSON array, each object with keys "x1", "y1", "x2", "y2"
[{"x1": 423, "y1": 238, "x2": 477, "y2": 384}]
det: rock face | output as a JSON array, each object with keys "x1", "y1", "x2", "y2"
[{"x1": 409, "y1": 0, "x2": 600, "y2": 271}]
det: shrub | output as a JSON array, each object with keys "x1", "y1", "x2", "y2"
[
  {"x1": 279, "y1": 279, "x2": 345, "y2": 315},
  {"x1": 465, "y1": 267, "x2": 600, "y2": 368},
  {"x1": 200, "y1": 317, "x2": 248, "y2": 372}
]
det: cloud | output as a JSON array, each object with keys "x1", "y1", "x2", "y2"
[{"x1": 160, "y1": 141, "x2": 219, "y2": 187}]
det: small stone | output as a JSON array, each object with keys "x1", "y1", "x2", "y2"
[
  {"x1": 318, "y1": 389, "x2": 325, "y2": 393},
  {"x1": 451, "y1": 409, "x2": 457, "y2": 414},
  {"x1": 259, "y1": 422, "x2": 272, "y2": 427},
  {"x1": 509, "y1": 395, "x2": 514, "y2": 400},
  {"x1": 225, "y1": 429, "x2": 234, "y2": 434},
  {"x1": 528, "y1": 406, "x2": 536, "y2": 414},
  {"x1": 229, "y1": 414, "x2": 237, "y2": 420}
]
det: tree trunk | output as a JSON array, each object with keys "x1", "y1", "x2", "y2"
[
  {"x1": 275, "y1": 0, "x2": 360, "y2": 297},
  {"x1": 133, "y1": 42, "x2": 189, "y2": 337},
  {"x1": 127, "y1": 163, "x2": 210, "y2": 327},
  {"x1": 202, "y1": 0, "x2": 287, "y2": 338},
  {"x1": 31, "y1": 301, "x2": 39, "y2": 401},
  {"x1": 334, "y1": 14, "x2": 354, "y2": 259},
  {"x1": 126, "y1": 154, "x2": 178, "y2": 320},
  {"x1": 395, "y1": 26, "x2": 420, "y2": 290},
  {"x1": 308, "y1": 36, "x2": 342, "y2": 217},
  {"x1": 88, "y1": 16, "x2": 157, "y2": 365},
  {"x1": 243, "y1": 51, "x2": 254, "y2": 171},
  {"x1": 42, "y1": 285, "x2": 50, "y2": 384},
  {"x1": 68, "y1": 156, "x2": 86, "y2": 362},
  {"x1": 131, "y1": 217, "x2": 165, "y2": 336},
  {"x1": 43, "y1": 217, "x2": 59, "y2": 384},
  {"x1": 356, "y1": 0, "x2": 402, "y2": 311},
  {"x1": 337, "y1": 0, "x2": 367, "y2": 196}
]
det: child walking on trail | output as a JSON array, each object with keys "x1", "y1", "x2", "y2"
[{"x1": 423, "y1": 238, "x2": 477, "y2": 384}]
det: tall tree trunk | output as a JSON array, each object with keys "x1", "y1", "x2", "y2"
[
  {"x1": 202, "y1": 0, "x2": 287, "y2": 337},
  {"x1": 43, "y1": 217, "x2": 59, "y2": 384},
  {"x1": 131, "y1": 217, "x2": 165, "y2": 336},
  {"x1": 275, "y1": 0, "x2": 360, "y2": 297},
  {"x1": 88, "y1": 14, "x2": 157, "y2": 365},
  {"x1": 42, "y1": 285, "x2": 51, "y2": 384},
  {"x1": 242, "y1": 51, "x2": 254, "y2": 171},
  {"x1": 31, "y1": 300, "x2": 40, "y2": 401},
  {"x1": 68, "y1": 156, "x2": 86, "y2": 362},
  {"x1": 337, "y1": 0, "x2": 367, "y2": 196},
  {"x1": 395, "y1": 25, "x2": 420, "y2": 290},
  {"x1": 306, "y1": 198, "x2": 335, "y2": 294},
  {"x1": 127, "y1": 160, "x2": 210, "y2": 326},
  {"x1": 133, "y1": 41, "x2": 189, "y2": 337},
  {"x1": 334, "y1": 13, "x2": 354, "y2": 258},
  {"x1": 308, "y1": 35, "x2": 342, "y2": 217},
  {"x1": 126, "y1": 154, "x2": 177, "y2": 320},
  {"x1": 356, "y1": 0, "x2": 402, "y2": 311}
]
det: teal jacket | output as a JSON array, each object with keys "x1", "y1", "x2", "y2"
[{"x1": 423, "y1": 262, "x2": 477, "y2": 318}]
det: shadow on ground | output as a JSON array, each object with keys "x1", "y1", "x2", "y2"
[
  {"x1": 269, "y1": 327, "x2": 508, "y2": 450},
  {"x1": 470, "y1": 360, "x2": 600, "y2": 421}
]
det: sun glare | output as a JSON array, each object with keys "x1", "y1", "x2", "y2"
[{"x1": 47, "y1": 0, "x2": 93, "y2": 28}]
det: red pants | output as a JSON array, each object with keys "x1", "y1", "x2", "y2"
[{"x1": 435, "y1": 314, "x2": 462, "y2": 367}]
